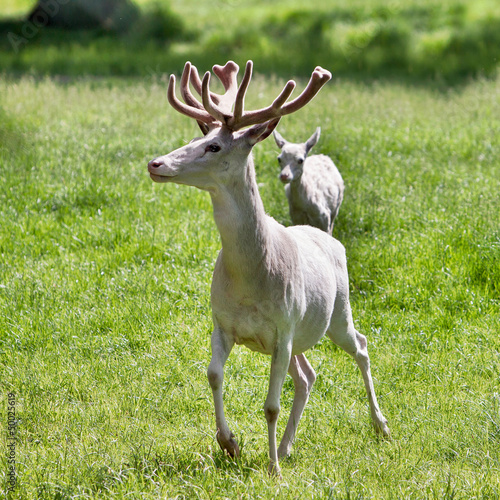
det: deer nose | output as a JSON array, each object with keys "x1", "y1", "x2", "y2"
[
  {"x1": 280, "y1": 172, "x2": 291, "y2": 183},
  {"x1": 148, "y1": 158, "x2": 164, "y2": 169}
]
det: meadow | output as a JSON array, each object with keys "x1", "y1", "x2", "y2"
[{"x1": 1, "y1": 1, "x2": 500, "y2": 499}]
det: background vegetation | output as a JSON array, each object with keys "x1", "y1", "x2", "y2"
[
  {"x1": 0, "y1": 0, "x2": 499, "y2": 80},
  {"x1": 1, "y1": 0, "x2": 499, "y2": 498}
]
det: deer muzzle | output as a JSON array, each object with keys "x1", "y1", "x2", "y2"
[{"x1": 148, "y1": 158, "x2": 178, "y2": 182}]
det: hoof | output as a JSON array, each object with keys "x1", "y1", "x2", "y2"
[
  {"x1": 375, "y1": 420, "x2": 391, "y2": 439},
  {"x1": 216, "y1": 430, "x2": 240, "y2": 458},
  {"x1": 268, "y1": 461, "x2": 282, "y2": 480}
]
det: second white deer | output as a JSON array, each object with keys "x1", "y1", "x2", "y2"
[
  {"x1": 148, "y1": 60, "x2": 390, "y2": 478},
  {"x1": 274, "y1": 127, "x2": 344, "y2": 235}
]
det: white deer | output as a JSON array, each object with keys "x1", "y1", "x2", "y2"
[
  {"x1": 148, "y1": 61, "x2": 390, "y2": 477},
  {"x1": 274, "y1": 127, "x2": 344, "y2": 234}
]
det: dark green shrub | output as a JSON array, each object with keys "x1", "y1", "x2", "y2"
[
  {"x1": 28, "y1": 0, "x2": 140, "y2": 32},
  {"x1": 130, "y1": 2, "x2": 189, "y2": 43}
]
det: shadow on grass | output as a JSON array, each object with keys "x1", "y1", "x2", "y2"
[{"x1": 126, "y1": 446, "x2": 264, "y2": 484}]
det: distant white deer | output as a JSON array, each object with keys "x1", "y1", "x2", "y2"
[
  {"x1": 274, "y1": 127, "x2": 344, "y2": 234},
  {"x1": 148, "y1": 60, "x2": 389, "y2": 477}
]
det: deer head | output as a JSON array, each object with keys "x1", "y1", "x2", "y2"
[
  {"x1": 274, "y1": 127, "x2": 321, "y2": 184},
  {"x1": 148, "y1": 61, "x2": 331, "y2": 191}
]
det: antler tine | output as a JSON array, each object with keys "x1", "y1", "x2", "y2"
[
  {"x1": 270, "y1": 80, "x2": 297, "y2": 108},
  {"x1": 189, "y1": 64, "x2": 203, "y2": 95},
  {"x1": 213, "y1": 61, "x2": 240, "y2": 111},
  {"x1": 167, "y1": 74, "x2": 215, "y2": 125},
  {"x1": 180, "y1": 62, "x2": 205, "y2": 111},
  {"x1": 229, "y1": 65, "x2": 332, "y2": 130},
  {"x1": 278, "y1": 67, "x2": 332, "y2": 116},
  {"x1": 168, "y1": 61, "x2": 241, "y2": 127},
  {"x1": 201, "y1": 72, "x2": 229, "y2": 124},
  {"x1": 232, "y1": 60, "x2": 253, "y2": 124},
  {"x1": 230, "y1": 79, "x2": 296, "y2": 129},
  {"x1": 188, "y1": 61, "x2": 239, "y2": 112},
  {"x1": 185, "y1": 63, "x2": 224, "y2": 111},
  {"x1": 213, "y1": 61, "x2": 239, "y2": 90},
  {"x1": 198, "y1": 61, "x2": 240, "y2": 113}
]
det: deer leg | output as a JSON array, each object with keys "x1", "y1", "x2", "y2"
[
  {"x1": 317, "y1": 208, "x2": 332, "y2": 235},
  {"x1": 264, "y1": 337, "x2": 293, "y2": 478},
  {"x1": 351, "y1": 330, "x2": 390, "y2": 436},
  {"x1": 207, "y1": 326, "x2": 239, "y2": 457},
  {"x1": 327, "y1": 316, "x2": 390, "y2": 437},
  {"x1": 278, "y1": 353, "x2": 316, "y2": 459}
]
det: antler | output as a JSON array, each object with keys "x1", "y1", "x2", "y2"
[
  {"x1": 167, "y1": 61, "x2": 242, "y2": 128},
  {"x1": 167, "y1": 60, "x2": 332, "y2": 131}
]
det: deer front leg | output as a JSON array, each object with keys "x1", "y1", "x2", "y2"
[
  {"x1": 278, "y1": 353, "x2": 316, "y2": 459},
  {"x1": 207, "y1": 326, "x2": 239, "y2": 457},
  {"x1": 264, "y1": 337, "x2": 293, "y2": 478},
  {"x1": 310, "y1": 206, "x2": 332, "y2": 234}
]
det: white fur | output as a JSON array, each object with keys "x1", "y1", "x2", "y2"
[
  {"x1": 274, "y1": 127, "x2": 344, "y2": 234},
  {"x1": 148, "y1": 122, "x2": 389, "y2": 477}
]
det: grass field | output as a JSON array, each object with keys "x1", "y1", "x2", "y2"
[
  {"x1": 1, "y1": 67, "x2": 499, "y2": 498},
  {"x1": 1, "y1": 0, "x2": 500, "y2": 498}
]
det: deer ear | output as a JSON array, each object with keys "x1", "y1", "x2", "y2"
[
  {"x1": 305, "y1": 126, "x2": 321, "y2": 153},
  {"x1": 273, "y1": 129, "x2": 287, "y2": 149},
  {"x1": 241, "y1": 118, "x2": 281, "y2": 146}
]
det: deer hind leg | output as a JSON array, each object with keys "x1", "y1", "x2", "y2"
[
  {"x1": 207, "y1": 326, "x2": 240, "y2": 457},
  {"x1": 327, "y1": 311, "x2": 390, "y2": 437},
  {"x1": 277, "y1": 353, "x2": 316, "y2": 459}
]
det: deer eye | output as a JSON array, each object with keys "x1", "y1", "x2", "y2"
[
  {"x1": 206, "y1": 144, "x2": 221, "y2": 153},
  {"x1": 298, "y1": 158, "x2": 304, "y2": 164}
]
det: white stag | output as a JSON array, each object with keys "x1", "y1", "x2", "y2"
[
  {"x1": 274, "y1": 127, "x2": 344, "y2": 234},
  {"x1": 148, "y1": 61, "x2": 389, "y2": 477}
]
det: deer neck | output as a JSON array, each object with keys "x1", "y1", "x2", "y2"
[
  {"x1": 289, "y1": 174, "x2": 304, "y2": 193},
  {"x1": 209, "y1": 154, "x2": 271, "y2": 279}
]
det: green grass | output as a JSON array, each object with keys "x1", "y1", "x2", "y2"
[
  {"x1": 0, "y1": 68, "x2": 499, "y2": 498},
  {"x1": 0, "y1": 0, "x2": 33, "y2": 17}
]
